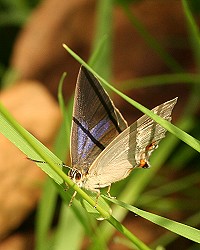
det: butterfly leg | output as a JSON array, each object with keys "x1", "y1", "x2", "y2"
[
  {"x1": 64, "y1": 181, "x2": 70, "y2": 191},
  {"x1": 69, "y1": 191, "x2": 77, "y2": 207},
  {"x1": 107, "y1": 185, "x2": 116, "y2": 199},
  {"x1": 94, "y1": 189, "x2": 101, "y2": 208},
  {"x1": 64, "y1": 185, "x2": 69, "y2": 191}
]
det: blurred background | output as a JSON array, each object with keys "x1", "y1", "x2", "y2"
[{"x1": 0, "y1": 0, "x2": 200, "y2": 249}]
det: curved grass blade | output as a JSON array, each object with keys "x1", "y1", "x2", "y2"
[
  {"x1": 0, "y1": 102, "x2": 152, "y2": 249},
  {"x1": 182, "y1": 0, "x2": 200, "y2": 67},
  {"x1": 119, "y1": 73, "x2": 200, "y2": 91},
  {"x1": 90, "y1": 0, "x2": 113, "y2": 79},
  {"x1": 35, "y1": 178, "x2": 58, "y2": 250},
  {"x1": 53, "y1": 204, "x2": 84, "y2": 250},
  {"x1": 89, "y1": 117, "x2": 195, "y2": 249},
  {"x1": 105, "y1": 197, "x2": 200, "y2": 244},
  {"x1": 63, "y1": 44, "x2": 200, "y2": 153},
  {"x1": 0, "y1": 102, "x2": 111, "y2": 219},
  {"x1": 1, "y1": 98, "x2": 152, "y2": 249},
  {"x1": 151, "y1": 211, "x2": 200, "y2": 248},
  {"x1": 35, "y1": 73, "x2": 72, "y2": 250}
]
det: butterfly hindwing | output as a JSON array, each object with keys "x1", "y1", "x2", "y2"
[{"x1": 84, "y1": 98, "x2": 177, "y2": 189}]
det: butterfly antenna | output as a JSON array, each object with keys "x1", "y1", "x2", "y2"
[
  {"x1": 26, "y1": 157, "x2": 72, "y2": 169},
  {"x1": 26, "y1": 157, "x2": 46, "y2": 164}
]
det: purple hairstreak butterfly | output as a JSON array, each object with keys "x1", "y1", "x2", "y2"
[
  {"x1": 29, "y1": 66, "x2": 177, "y2": 205},
  {"x1": 66, "y1": 66, "x2": 177, "y2": 204}
]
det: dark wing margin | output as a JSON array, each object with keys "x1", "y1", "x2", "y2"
[{"x1": 70, "y1": 66, "x2": 127, "y2": 172}]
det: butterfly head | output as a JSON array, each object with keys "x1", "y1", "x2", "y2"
[{"x1": 68, "y1": 168, "x2": 84, "y2": 187}]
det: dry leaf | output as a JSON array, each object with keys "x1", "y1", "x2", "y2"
[{"x1": 0, "y1": 81, "x2": 61, "y2": 239}]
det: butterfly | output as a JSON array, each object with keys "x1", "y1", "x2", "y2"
[{"x1": 66, "y1": 66, "x2": 177, "y2": 204}]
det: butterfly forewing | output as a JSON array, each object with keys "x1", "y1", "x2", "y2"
[
  {"x1": 70, "y1": 66, "x2": 127, "y2": 173},
  {"x1": 84, "y1": 98, "x2": 177, "y2": 189}
]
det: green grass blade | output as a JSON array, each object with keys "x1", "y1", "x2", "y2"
[
  {"x1": 151, "y1": 211, "x2": 200, "y2": 248},
  {"x1": 35, "y1": 73, "x2": 71, "y2": 250},
  {"x1": 119, "y1": 73, "x2": 200, "y2": 91},
  {"x1": 88, "y1": 35, "x2": 108, "y2": 67},
  {"x1": 90, "y1": 0, "x2": 113, "y2": 79},
  {"x1": 62, "y1": 44, "x2": 200, "y2": 153},
  {"x1": 106, "y1": 198, "x2": 200, "y2": 244},
  {"x1": 107, "y1": 216, "x2": 151, "y2": 250},
  {"x1": 53, "y1": 204, "x2": 84, "y2": 250},
  {"x1": 57, "y1": 72, "x2": 103, "y2": 226},
  {"x1": 0, "y1": 102, "x2": 112, "y2": 218},
  {"x1": 182, "y1": 0, "x2": 200, "y2": 69},
  {"x1": 139, "y1": 172, "x2": 200, "y2": 207},
  {"x1": 0, "y1": 61, "x2": 152, "y2": 250},
  {"x1": 90, "y1": 117, "x2": 194, "y2": 247},
  {"x1": 35, "y1": 178, "x2": 58, "y2": 250},
  {"x1": 58, "y1": 72, "x2": 70, "y2": 134},
  {"x1": 56, "y1": 72, "x2": 73, "y2": 161}
]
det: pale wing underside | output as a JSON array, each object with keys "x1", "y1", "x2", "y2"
[
  {"x1": 70, "y1": 66, "x2": 127, "y2": 173},
  {"x1": 84, "y1": 98, "x2": 177, "y2": 189}
]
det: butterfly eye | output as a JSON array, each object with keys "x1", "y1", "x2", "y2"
[{"x1": 75, "y1": 172, "x2": 82, "y2": 180}]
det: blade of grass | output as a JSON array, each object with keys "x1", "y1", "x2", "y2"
[
  {"x1": 169, "y1": 142, "x2": 198, "y2": 169},
  {"x1": 105, "y1": 198, "x2": 200, "y2": 244},
  {"x1": 88, "y1": 35, "x2": 108, "y2": 67},
  {"x1": 94, "y1": 117, "x2": 193, "y2": 247},
  {"x1": 107, "y1": 216, "x2": 151, "y2": 250},
  {"x1": 0, "y1": 100, "x2": 113, "y2": 217},
  {"x1": 0, "y1": 89, "x2": 152, "y2": 250},
  {"x1": 119, "y1": 73, "x2": 200, "y2": 91},
  {"x1": 181, "y1": 0, "x2": 200, "y2": 118},
  {"x1": 182, "y1": 0, "x2": 200, "y2": 69},
  {"x1": 63, "y1": 44, "x2": 200, "y2": 153},
  {"x1": 53, "y1": 204, "x2": 84, "y2": 250},
  {"x1": 138, "y1": 172, "x2": 200, "y2": 207},
  {"x1": 36, "y1": 74, "x2": 104, "y2": 250},
  {"x1": 57, "y1": 72, "x2": 72, "y2": 143},
  {"x1": 53, "y1": 8, "x2": 116, "y2": 248},
  {"x1": 140, "y1": 198, "x2": 200, "y2": 213},
  {"x1": 87, "y1": 2, "x2": 115, "y2": 247},
  {"x1": 35, "y1": 73, "x2": 73, "y2": 250},
  {"x1": 35, "y1": 178, "x2": 58, "y2": 250},
  {"x1": 151, "y1": 211, "x2": 200, "y2": 248},
  {"x1": 58, "y1": 189, "x2": 97, "y2": 237},
  {"x1": 90, "y1": 0, "x2": 113, "y2": 79}
]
